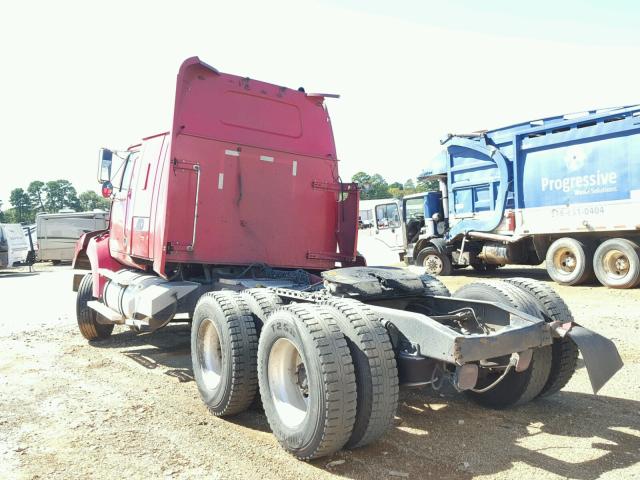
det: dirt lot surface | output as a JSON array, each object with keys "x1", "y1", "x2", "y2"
[{"x1": 1, "y1": 264, "x2": 639, "y2": 479}]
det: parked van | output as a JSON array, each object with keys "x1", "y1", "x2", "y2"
[
  {"x1": 357, "y1": 198, "x2": 405, "y2": 265},
  {"x1": 0, "y1": 224, "x2": 31, "y2": 268},
  {"x1": 36, "y1": 211, "x2": 108, "y2": 264}
]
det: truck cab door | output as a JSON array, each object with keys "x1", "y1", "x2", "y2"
[
  {"x1": 403, "y1": 195, "x2": 428, "y2": 246},
  {"x1": 109, "y1": 152, "x2": 138, "y2": 255},
  {"x1": 357, "y1": 201, "x2": 404, "y2": 265},
  {"x1": 374, "y1": 202, "x2": 403, "y2": 249},
  {"x1": 128, "y1": 135, "x2": 166, "y2": 259}
]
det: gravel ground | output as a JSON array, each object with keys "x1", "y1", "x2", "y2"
[{"x1": 1, "y1": 264, "x2": 639, "y2": 479}]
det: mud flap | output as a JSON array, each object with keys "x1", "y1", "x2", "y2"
[{"x1": 567, "y1": 325, "x2": 623, "y2": 394}]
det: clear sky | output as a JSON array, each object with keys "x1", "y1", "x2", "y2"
[{"x1": 1, "y1": 0, "x2": 638, "y2": 207}]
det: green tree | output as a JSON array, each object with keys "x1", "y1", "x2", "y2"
[
  {"x1": 44, "y1": 180, "x2": 80, "y2": 212},
  {"x1": 404, "y1": 179, "x2": 415, "y2": 190},
  {"x1": 27, "y1": 180, "x2": 46, "y2": 213},
  {"x1": 3, "y1": 208, "x2": 16, "y2": 223},
  {"x1": 351, "y1": 172, "x2": 390, "y2": 200},
  {"x1": 79, "y1": 190, "x2": 111, "y2": 211},
  {"x1": 416, "y1": 177, "x2": 439, "y2": 192},
  {"x1": 0, "y1": 199, "x2": 4, "y2": 222},
  {"x1": 9, "y1": 188, "x2": 33, "y2": 223}
]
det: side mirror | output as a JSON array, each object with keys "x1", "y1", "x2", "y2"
[
  {"x1": 101, "y1": 181, "x2": 114, "y2": 198},
  {"x1": 98, "y1": 148, "x2": 113, "y2": 183}
]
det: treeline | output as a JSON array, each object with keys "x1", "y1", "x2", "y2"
[
  {"x1": 351, "y1": 172, "x2": 438, "y2": 200},
  {"x1": 0, "y1": 174, "x2": 435, "y2": 223},
  {"x1": 0, "y1": 180, "x2": 110, "y2": 224}
]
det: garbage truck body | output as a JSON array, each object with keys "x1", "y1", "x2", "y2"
[{"x1": 414, "y1": 105, "x2": 640, "y2": 288}]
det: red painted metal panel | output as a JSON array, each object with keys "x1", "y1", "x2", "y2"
[
  {"x1": 164, "y1": 136, "x2": 340, "y2": 270},
  {"x1": 103, "y1": 57, "x2": 356, "y2": 277},
  {"x1": 130, "y1": 134, "x2": 166, "y2": 259},
  {"x1": 86, "y1": 232, "x2": 125, "y2": 297},
  {"x1": 171, "y1": 57, "x2": 337, "y2": 160}
]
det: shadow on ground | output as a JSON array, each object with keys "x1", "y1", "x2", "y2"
[
  {"x1": 92, "y1": 323, "x2": 194, "y2": 382},
  {"x1": 0, "y1": 271, "x2": 39, "y2": 278},
  {"x1": 89, "y1": 323, "x2": 639, "y2": 479}
]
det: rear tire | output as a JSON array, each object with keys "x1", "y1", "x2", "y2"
[
  {"x1": 240, "y1": 288, "x2": 284, "y2": 410},
  {"x1": 416, "y1": 247, "x2": 452, "y2": 276},
  {"x1": 76, "y1": 273, "x2": 114, "y2": 341},
  {"x1": 419, "y1": 273, "x2": 451, "y2": 297},
  {"x1": 258, "y1": 304, "x2": 357, "y2": 460},
  {"x1": 593, "y1": 238, "x2": 640, "y2": 289},
  {"x1": 191, "y1": 292, "x2": 258, "y2": 416},
  {"x1": 320, "y1": 299, "x2": 398, "y2": 449},
  {"x1": 546, "y1": 237, "x2": 594, "y2": 285},
  {"x1": 240, "y1": 288, "x2": 283, "y2": 327},
  {"x1": 503, "y1": 278, "x2": 579, "y2": 397},
  {"x1": 454, "y1": 281, "x2": 552, "y2": 408}
]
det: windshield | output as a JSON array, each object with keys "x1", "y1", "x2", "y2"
[{"x1": 404, "y1": 197, "x2": 424, "y2": 221}]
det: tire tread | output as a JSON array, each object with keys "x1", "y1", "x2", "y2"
[{"x1": 503, "y1": 278, "x2": 579, "y2": 397}]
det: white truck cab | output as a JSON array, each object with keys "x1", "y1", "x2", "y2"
[{"x1": 357, "y1": 198, "x2": 405, "y2": 266}]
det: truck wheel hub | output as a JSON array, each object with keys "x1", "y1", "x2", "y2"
[
  {"x1": 555, "y1": 248, "x2": 577, "y2": 272},
  {"x1": 198, "y1": 319, "x2": 223, "y2": 390},
  {"x1": 603, "y1": 250, "x2": 630, "y2": 278},
  {"x1": 424, "y1": 255, "x2": 443, "y2": 274},
  {"x1": 268, "y1": 338, "x2": 309, "y2": 428}
]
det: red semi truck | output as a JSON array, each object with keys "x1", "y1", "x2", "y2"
[{"x1": 72, "y1": 57, "x2": 622, "y2": 460}]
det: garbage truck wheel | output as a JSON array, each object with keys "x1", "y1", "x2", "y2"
[
  {"x1": 320, "y1": 299, "x2": 398, "y2": 449},
  {"x1": 258, "y1": 304, "x2": 357, "y2": 460},
  {"x1": 454, "y1": 281, "x2": 552, "y2": 408},
  {"x1": 546, "y1": 238, "x2": 594, "y2": 285},
  {"x1": 593, "y1": 238, "x2": 640, "y2": 289},
  {"x1": 416, "y1": 247, "x2": 452, "y2": 276},
  {"x1": 76, "y1": 273, "x2": 114, "y2": 341},
  {"x1": 191, "y1": 292, "x2": 258, "y2": 416},
  {"x1": 503, "y1": 278, "x2": 579, "y2": 397}
]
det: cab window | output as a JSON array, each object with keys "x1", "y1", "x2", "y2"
[
  {"x1": 375, "y1": 203, "x2": 400, "y2": 229},
  {"x1": 358, "y1": 209, "x2": 373, "y2": 229},
  {"x1": 119, "y1": 152, "x2": 139, "y2": 191}
]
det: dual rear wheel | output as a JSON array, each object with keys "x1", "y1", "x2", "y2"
[
  {"x1": 191, "y1": 278, "x2": 577, "y2": 458},
  {"x1": 546, "y1": 237, "x2": 640, "y2": 288},
  {"x1": 453, "y1": 278, "x2": 577, "y2": 408},
  {"x1": 191, "y1": 291, "x2": 398, "y2": 460}
]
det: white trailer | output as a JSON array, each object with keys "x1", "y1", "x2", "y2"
[
  {"x1": 36, "y1": 211, "x2": 108, "y2": 264},
  {"x1": 0, "y1": 224, "x2": 31, "y2": 268}
]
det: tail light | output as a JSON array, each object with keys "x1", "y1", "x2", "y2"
[{"x1": 504, "y1": 210, "x2": 516, "y2": 231}]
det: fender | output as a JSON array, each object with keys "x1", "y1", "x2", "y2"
[
  {"x1": 72, "y1": 230, "x2": 108, "y2": 270},
  {"x1": 72, "y1": 231, "x2": 125, "y2": 298}
]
